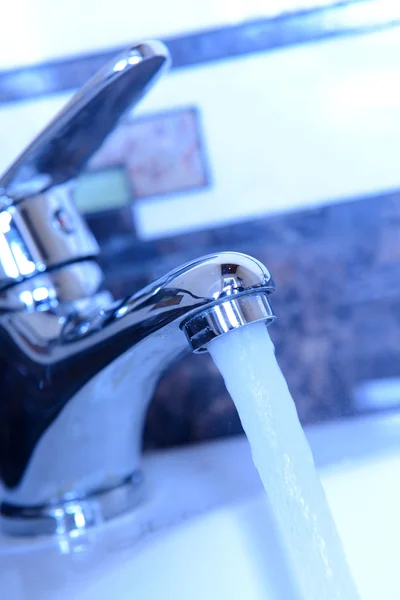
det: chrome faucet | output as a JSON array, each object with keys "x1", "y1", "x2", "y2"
[{"x1": 0, "y1": 41, "x2": 275, "y2": 537}]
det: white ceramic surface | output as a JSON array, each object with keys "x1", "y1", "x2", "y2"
[{"x1": 1, "y1": 413, "x2": 400, "y2": 599}]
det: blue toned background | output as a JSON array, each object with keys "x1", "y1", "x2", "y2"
[{"x1": 1, "y1": 0, "x2": 399, "y2": 447}]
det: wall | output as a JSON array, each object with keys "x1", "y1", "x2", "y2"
[
  {"x1": 1, "y1": 3, "x2": 400, "y2": 443},
  {"x1": 0, "y1": 0, "x2": 344, "y2": 69},
  {"x1": 1, "y1": 26, "x2": 400, "y2": 240}
]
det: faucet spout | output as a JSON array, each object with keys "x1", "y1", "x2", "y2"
[{"x1": 0, "y1": 251, "x2": 275, "y2": 535}]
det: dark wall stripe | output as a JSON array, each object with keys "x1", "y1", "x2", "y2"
[{"x1": 0, "y1": 0, "x2": 399, "y2": 104}]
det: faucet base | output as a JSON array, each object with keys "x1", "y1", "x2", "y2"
[{"x1": 0, "y1": 470, "x2": 143, "y2": 537}]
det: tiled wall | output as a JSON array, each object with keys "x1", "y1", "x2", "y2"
[
  {"x1": 93, "y1": 189, "x2": 400, "y2": 448},
  {"x1": 2, "y1": 24, "x2": 400, "y2": 235}
]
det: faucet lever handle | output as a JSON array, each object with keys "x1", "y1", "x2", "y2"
[
  {"x1": 0, "y1": 41, "x2": 170, "y2": 203},
  {"x1": 0, "y1": 41, "x2": 169, "y2": 296}
]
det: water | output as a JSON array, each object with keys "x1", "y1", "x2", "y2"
[{"x1": 209, "y1": 321, "x2": 360, "y2": 600}]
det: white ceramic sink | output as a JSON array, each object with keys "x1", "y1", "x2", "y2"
[{"x1": 2, "y1": 413, "x2": 400, "y2": 600}]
